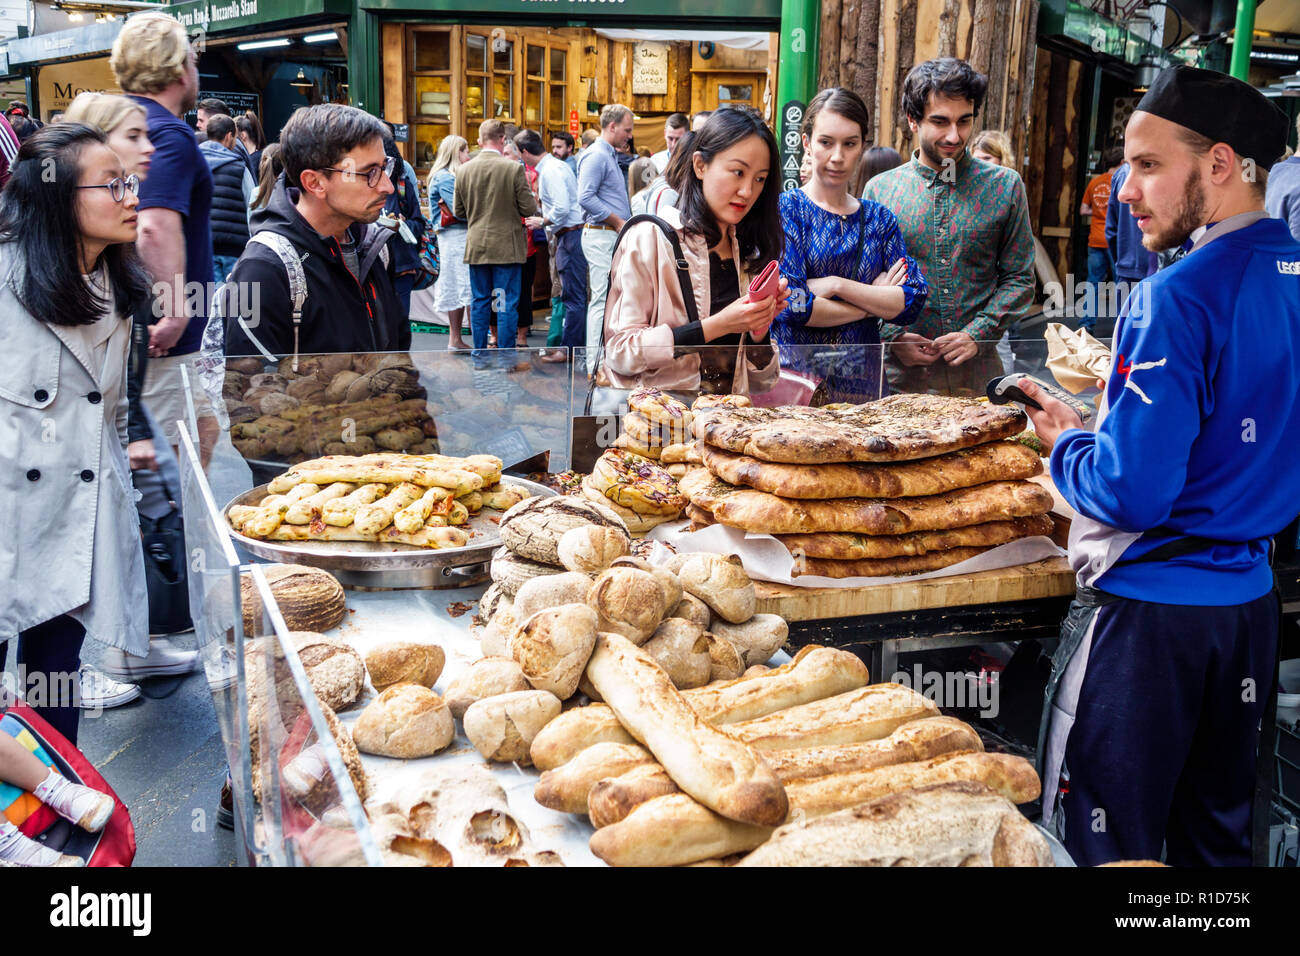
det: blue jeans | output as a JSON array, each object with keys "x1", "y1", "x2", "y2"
[
  {"x1": 555, "y1": 228, "x2": 589, "y2": 350},
  {"x1": 213, "y1": 254, "x2": 240, "y2": 286},
  {"x1": 1081, "y1": 247, "x2": 1114, "y2": 328},
  {"x1": 469, "y1": 263, "x2": 520, "y2": 351}
]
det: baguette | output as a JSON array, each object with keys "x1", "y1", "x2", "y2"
[
  {"x1": 533, "y1": 742, "x2": 657, "y2": 814},
  {"x1": 588, "y1": 752, "x2": 1040, "y2": 866},
  {"x1": 585, "y1": 632, "x2": 788, "y2": 827},
  {"x1": 583, "y1": 716, "x2": 980, "y2": 826},
  {"x1": 735, "y1": 782, "x2": 1054, "y2": 867},
  {"x1": 728, "y1": 683, "x2": 937, "y2": 751},
  {"x1": 529, "y1": 645, "x2": 869, "y2": 770}
]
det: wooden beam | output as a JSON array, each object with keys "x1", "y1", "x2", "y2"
[
  {"x1": 840, "y1": 0, "x2": 860, "y2": 88},
  {"x1": 818, "y1": 0, "x2": 843, "y2": 93},
  {"x1": 937, "y1": 0, "x2": 962, "y2": 58},
  {"x1": 969, "y1": 0, "x2": 996, "y2": 77},
  {"x1": 893, "y1": 0, "x2": 918, "y2": 154},
  {"x1": 855, "y1": 0, "x2": 881, "y2": 144}
]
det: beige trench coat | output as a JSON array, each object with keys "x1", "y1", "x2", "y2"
[{"x1": 0, "y1": 242, "x2": 149, "y2": 655}]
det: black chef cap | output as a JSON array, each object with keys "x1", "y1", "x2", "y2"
[{"x1": 1136, "y1": 65, "x2": 1288, "y2": 170}]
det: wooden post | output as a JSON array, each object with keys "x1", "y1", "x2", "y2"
[{"x1": 818, "y1": 0, "x2": 843, "y2": 92}]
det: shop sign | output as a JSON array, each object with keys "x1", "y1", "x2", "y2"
[
  {"x1": 200, "y1": 90, "x2": 261, "y2": 115},
  {"x1": 568, "y1": 108, "x2": 579, "y2": 135},
  {"x1": 38, "y1": 56, "x2": 121, "y2": 115},
  {"x1": 779, "y1": 99, "x2": 803, "y2": 193},
  {"x1": 391, "y1": 123, "x2": 410, "y2": 142},
  {"x1": 632, "y1": 41, "x2": 669, "y2": 96},
  {"x1": 168, "y1": 0, "x2": 342, "y2": 35}
]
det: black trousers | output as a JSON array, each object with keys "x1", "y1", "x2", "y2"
[{"x1": 0, "y1": 615, "x2": 87, "y2": 745}]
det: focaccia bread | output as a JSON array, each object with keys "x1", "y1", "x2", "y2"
[
  {"x1": 701, "y1": 395, "x2": 1027, "y2": 464},
  {"x1": 683, "y1": 472, "x2": 1054, "y2": 536},
  {"x1": 623, "y1": 410, "x2": 689, "y2": 448},
  {"x1": 580, "y1": 476, "x2": 680, "y2": 534},
  {"x1": 777, "y1": 514, "x2": 1054, "y2": 560},
  {"x1": 700, "y1": 439, "x2": 1043, "y2": 500},
  {"x1": 588, "y1": 451, "x2": 687, "y2": 517},
  {"x1": 629, "y1": 386, "x2": 692, "y2": 428}
]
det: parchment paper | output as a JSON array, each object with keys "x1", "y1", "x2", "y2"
[{"x1": 1044, "y1": 323, "x2": 1113, "y2": 394}]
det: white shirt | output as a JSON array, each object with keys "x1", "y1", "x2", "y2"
[
  {"x1": 651, "y1": 149, "x2": 670, "y2": 173},
  {"x1": 535, "y1": 153, "x2": 583, "y2": 232}
]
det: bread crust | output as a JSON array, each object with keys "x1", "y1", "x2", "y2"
[
  {"x1": 701, "y1": 395, "x2": 1027, "y2": 464},
  {"x1": 777, "y1": 514, "x2": 1055, "y2": 560}
]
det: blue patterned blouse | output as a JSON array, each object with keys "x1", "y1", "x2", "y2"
[{"x1": 773, "y1": 189, "x2": 928, "y2": 400}]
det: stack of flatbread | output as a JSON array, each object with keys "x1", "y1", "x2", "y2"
[
  {"x1": 227, "y1": 452, "x2": 530, "y2": 550},
  {"x1": 611, "y1": 387, "x2": 700, "y2": 478},
  {"x1": 680, "y1": 395, "x2": 1055, "y2": 577}
]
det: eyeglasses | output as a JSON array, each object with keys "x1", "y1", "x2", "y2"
[
  {"x1": 318, "y1": 155, "x2": 395, "y2": 188},
  {"x1": 75, "y1": 174, "x2": 140, "y2": 203}
]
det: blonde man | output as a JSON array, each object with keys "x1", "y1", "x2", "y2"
[
  {"x1": 577, "y1": 103, "x2": 634, "y2": 370},
  {"x1": 110, "y1": 12, "x2": 212, "y2": 452}
]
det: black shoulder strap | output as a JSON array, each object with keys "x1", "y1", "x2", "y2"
[{"x1": 589, "y1": 214, "x2": 698, "y2": 400}]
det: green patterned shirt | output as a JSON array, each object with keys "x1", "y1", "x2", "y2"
[{"x1": 864, "y1": 150, "x2": 1035, "y2": 345}]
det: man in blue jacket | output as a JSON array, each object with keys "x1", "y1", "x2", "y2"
[{"x1": 1021, "y1": 66, "x2": 1297, "y2": 867}]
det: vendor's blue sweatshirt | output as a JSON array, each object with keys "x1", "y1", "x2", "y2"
[{"x1": 1051, "y1": 216, "x2": 1300, "y2": 605}]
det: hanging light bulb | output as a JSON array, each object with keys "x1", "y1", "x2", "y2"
[{"x1": 290, "y1": 68, "x2": 313, "y2": 91}]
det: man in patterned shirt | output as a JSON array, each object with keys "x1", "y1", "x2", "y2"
[{"x1": 865, "y1": 58, "x2": 1035, "y2": 395}]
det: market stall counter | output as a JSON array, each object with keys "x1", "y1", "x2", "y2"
[{"x1": 177, "y1": 342, "x2": 1086, "y2": 866}]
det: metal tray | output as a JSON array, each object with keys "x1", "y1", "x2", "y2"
[{"x1": 224, "y1": 476, "x2": 554, "y2": 590}]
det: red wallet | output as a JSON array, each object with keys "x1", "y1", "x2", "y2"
[{"x1": 747, "y1": 259, "x2": 781, "y2": 301}]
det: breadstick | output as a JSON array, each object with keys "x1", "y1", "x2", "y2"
[
  {"x1": 321, "y1": 482, "x2": 388, "y2": 526},
  {"x1": 247, "y1": 483, "x2": 318, "y2": 537},
  {"x1": 392, "y1": 486, "x2": 454, "y2": 533},
  {"x1": 285, "y1": 482, "x2": 356, "y2": 524},
  {"x1": 353, "y1": 482, "x2": 423, "y2": 534},
  {"x1": 264, "y1": 522, "x2": 470, "y2": 549}
]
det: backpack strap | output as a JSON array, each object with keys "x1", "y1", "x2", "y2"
[{"x1": 248, "y1": 232, "x2": 309, "y2": 371}]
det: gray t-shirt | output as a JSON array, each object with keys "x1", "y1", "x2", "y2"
[{"x1": 339, "y1": 234, "x2": 360, "y2": 280}]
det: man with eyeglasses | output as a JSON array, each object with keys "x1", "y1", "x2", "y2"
[{"x1": 221, "y1": 103, "x2": 410, "y2": 361}]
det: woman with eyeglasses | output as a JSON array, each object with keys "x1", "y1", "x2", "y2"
[
  {"x1": 0, "y1": 123, "x2": 153, "y2": 746},
  {"x1": 61, "y1": 91, "x2": 201, "y2": 702}
]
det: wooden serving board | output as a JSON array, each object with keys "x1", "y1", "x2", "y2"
[{"x1": 755, "y1": 556, "x2": 1075, "y2": 622}]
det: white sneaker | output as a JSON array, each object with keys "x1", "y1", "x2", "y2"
[
  {"x1": 0, "y1": 821, "x2": 83, "y2": 867},
  {"x1": 204, "y1": 645, "x2": 237, "y2": 692},
  {"x1": 101, "y1": 637, "x2": 200, "y2": 680},
  {"x1": 78, "y1": 666, "x2": 141, "y2": 710},
  {"x1": 35, "y1": 773, "x2": 115, "y2": 832}
]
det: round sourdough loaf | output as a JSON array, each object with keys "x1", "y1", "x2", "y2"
[
  {"x1": 240, "y1": 564, "x2": 346, "y2": 636},
  {"x1": 490, "y1": 548, "x2": 561, "y2": 597},
  {"x1": 641, "y1": 618, "x2": 711, "y2": 689},
  {"x1": 510, "y1": 604, "x2": 599, "y2": 699},
  {"x1": 498, "y1": 496, "x2": 628, "y2": 565},
  {"x1": 557, "y1": 524, "x2": 632, "y2": 573},
  {"x1": 352, "y1": 684, "x2": 455, "y2": 758},
  {"x1": 365, "y1": 641, "x2": 446, "y2": 692},
  {"x1": 444, "y1": 657, "x2": 531, "y2": 719},
  {"x1": 676, "y1": 553, "x2": 756, "y2": 624},
  {"x1": 587, "y1": 567, "x2": 668, "y2": 644},
  {"x1": 704, "y1": 632, "x2": 745, "y2": 681},
  {"x1": 512, "y1": 571, "x2": 595, "y2": 621},
  {"x1": 709, "y1": 614, "x2": 788, "y2": 668},
  {"x1": 609, "y1": 555, "x2": 683, "y2": 611},
  {"x1": 671, "y1": 592, "x2": 713, "y2": 629},
  {"x1": 463, "y1": 690, "x2": 563, "y2": 764}
]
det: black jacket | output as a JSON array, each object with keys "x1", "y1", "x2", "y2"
[
  {"x1": 222, "y1": 177, "x2": 410, "y2": 359},
  {"x1": 200, "y1": 140, "x2": 250, "y2": 257}
]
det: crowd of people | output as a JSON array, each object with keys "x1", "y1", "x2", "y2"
[{"x1": 1, "y1": 4, "x2": 1299, "y2": 869}]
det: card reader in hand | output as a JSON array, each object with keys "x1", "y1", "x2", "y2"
[{"x1": 986, "y1": 373, "x2": 1093, "y2": 423}]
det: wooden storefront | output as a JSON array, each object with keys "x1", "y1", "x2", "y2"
[{"x1": 378, "y1": 24, "x2": 779, "y2": 176}]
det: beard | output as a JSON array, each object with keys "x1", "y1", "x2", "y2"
[
  {"x1": 918, "y1": 132, "x2": 966, "y2": 171},
  {"x1": 1138, "y1": 167, "x2": 1206, "y2": 252}
]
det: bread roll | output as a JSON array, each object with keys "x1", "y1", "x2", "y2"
[
  {"x1": 444, "y1": 657, "x2": 531, "y2": 720},
  {"x1": 479, "y1": 583, "x2": 511, "y2": 622},
  {"x1": 512, "y1": 571, "x2": 593, "y2": 621},
  {"x1": 742, "y1": 665, "x2": 769, "y2": 678},
  {"x1": 557, "y1": 525, "x2": 631, "y2": 573},
  {"x1": 608, "y1": 556, "x2": 683, "y2": 612},
  {"x1": 736, "y1": 782, "x2": 1054, "y2": 867},
  {"x1": 510, "y1": 604, "x2": 599, "y2": 699},
  {"x1": 480, "y1": 608, "x2": 516, "y2": 658},
  {"x1": 533, "y1": 742, "x2": 656, "y2": 814},
  {"x1": 463, "y1": 690, "x2": 563, "y2": 764},
  {"x1": 586, "y1": 567, "x2": 667, "y2": 643},
  {"x1": 705, "y1": 632, "x2": 745, "y2": 681},
  {"x1": 640, "y1": 618, "x2": 711, "y2": 689},
  {"x1": 671, "y1": 592, "x2": 712, "y2": 629},
  {"x1": 283, "y1": 632, "x2": 365, "y2": 711},
  {"x1": 352, "y1": 684, "x2": 455, "y2": 758},
  {"x1": 676, "y1": 553, "x2": 755, "y2": 623},
  {"x1": 709, "y1": 614, "x2": 788, "y2": 668},
  {"x1": 529, "y1": 645, "x2": 870, "y2": 770},
  {"x1": 365, "y1": 642, "x2": 446, "y2": 692},
  {"x1": 490, "y1": 548, "x2": 560, "y2": 597},
  {"x1": 585, "y1": 632, "x2": 788, "y2": 827}
]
